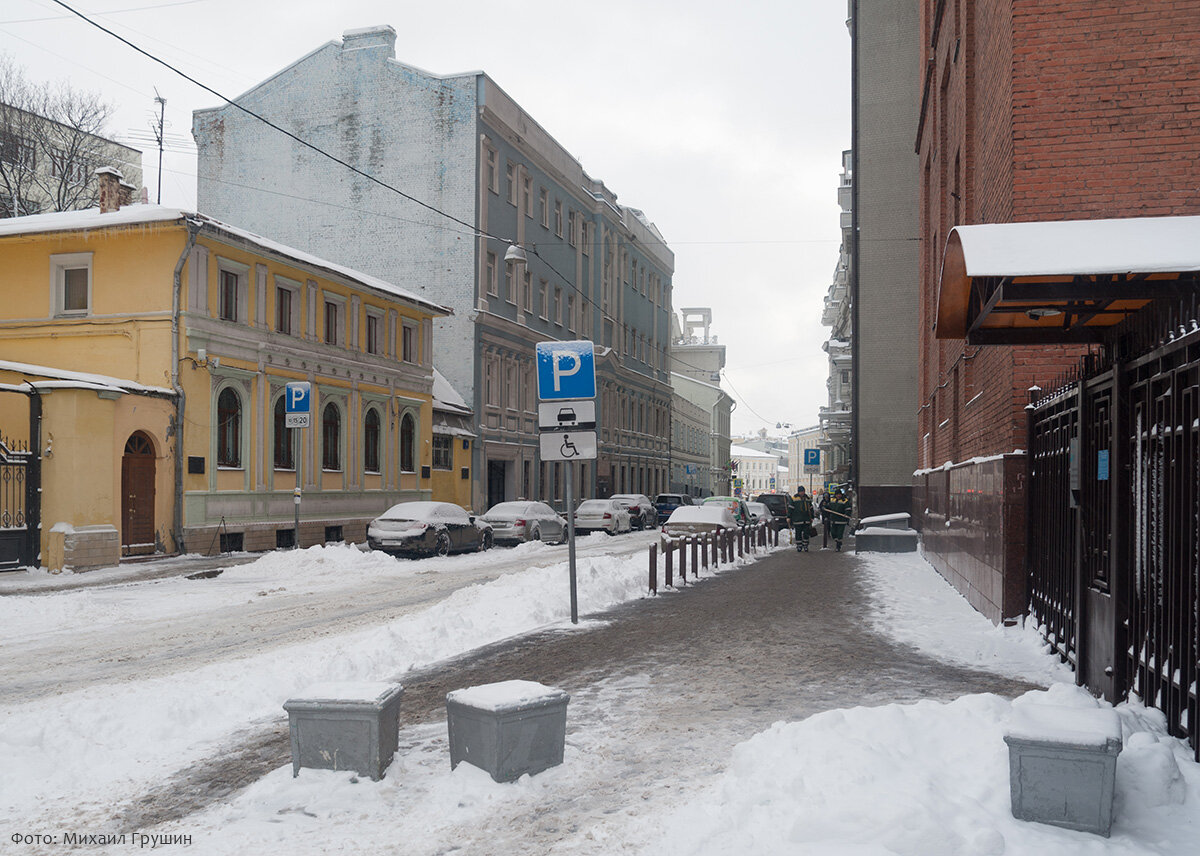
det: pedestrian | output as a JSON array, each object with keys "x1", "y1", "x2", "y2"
[
  {"x1": 789, "y1": 487, "x2": 815, "y2": 552},
  {"x1": 826, "y1": 488, "x2": 852, "y2": 552}
]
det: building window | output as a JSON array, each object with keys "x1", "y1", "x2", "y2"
[
  {"x1": 580, "y1": 222, "x2": 589, "y2": 255},
  {"x1": 217, "y1": 387, "x2": 242, "y2": 468},
  {"x1": 364, "y1": 408, "x2": 381, "y2": 473},
  {"x1": 432, "y1": 434, "x2": 452, "y2": 470},
  {"x1": 276, "y1": 285, "x2": 293, "y2": 335},
  {"x1": 522, "y1": 270, "x2": 532, "y2": 312},
  {"x1": 322, "y1": 403, "x2": 341, "y2": 471},
  {"x1": 486, "y1": 252, "x2": 498, "y2": 296},
  {"x1": 554, "y1": 200, "x2": 563, "y2": 237},
  {"x1": 504, "y1": 263, "x2": 515, "y2": 304},
  {"x1": 485, "y1": 359, "x2": 499, "y2": 406},
  {"x1": 366, "y1": 312, "x2": 382, "y2": 355},
  {"x1": 539, "y1": 187, "x2": 548, "y2": 227},
  {"x1": 485, "y1": 147, "x2": 498, "y2": 193},
  {"x1": 400, "y1": 413, "x2": 416, "y2": 473},
  {"x1": 538, "y1": 280, "x2": 548, "y2": 320},
  {"x1": 50, "y1": 252, "x2": 92, "y2": 316},
  {"x1": 506, "y1": 163, "x2": 517, "y2": 205},
  {"x1": 553, "y1": 287, "x2": 562, "y2": 325},
  {"x1": 273, "y1": 396, "x2": 294, "y2": 470},
  {"x1": 402, "y1": 321, "x2": 417, "y2": 363},
  {"x1": 568, "y1": 211, "x2": 577, "y2": 247},
  {"x1": 522, "y1": 175, "x2": 532, "y2": 217},
  {"x1": 219, "y1": 269, "x2": 239, "y2": 322},
  {"x1": 567, "y1": 295, "x2": 575, "y2": 333},
  {"x1": 324, "y1": 299, "x2": 341, "y2": 345}
]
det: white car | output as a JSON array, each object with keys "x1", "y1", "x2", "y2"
[
  {"x1": 573, "y1": 499, "x2": 632, "y2": 535},
  {"x1": 481, "y1": 501, "x2": 566, "y2": 544},
  {"x1": 660, "y1": 506, "x2": 739, "y2": 541}
]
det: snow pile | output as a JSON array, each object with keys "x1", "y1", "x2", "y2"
[
  {"x1": 649, "y1": 684, "x2": 1200, "y2": 856},
  {"x1": 856, "y1": 550, "x2": 1075, "y2": 685}
]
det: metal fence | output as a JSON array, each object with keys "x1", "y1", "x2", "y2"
[{"x1": 0, "y1": 433, "x2": 33, "y2": 571}]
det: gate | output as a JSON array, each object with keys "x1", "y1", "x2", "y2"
[
  {"x1": 1028, "y1": 329, "x2": 1200, "y2": 760},
  {"x1": 0, "y1": 429, "x2": 39, "y2": 572}
]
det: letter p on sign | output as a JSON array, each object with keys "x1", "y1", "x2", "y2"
[{"x1": 536, "y1": 340, "x2": 596, "y2": 401}]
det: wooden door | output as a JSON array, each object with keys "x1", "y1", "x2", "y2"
[{"x1": 121, "y1": 432, "x2": 156, "y2": 555}]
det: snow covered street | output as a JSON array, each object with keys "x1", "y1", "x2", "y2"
[{"x1": 2, "y1": 538, "x2": 1198, "y2": 854}]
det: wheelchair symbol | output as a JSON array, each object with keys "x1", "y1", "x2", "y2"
[{"x1": 560, "y1": 434, "x2": 579, "y2": 458}]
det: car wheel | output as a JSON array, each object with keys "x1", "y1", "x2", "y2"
[
  {"x1": 529, "y1": 526, "x2": 541, "y2": 542},
  {"x1": 478, "y1": 531, "x2": 493, "y2": 552},
  {"x1": 433, "y1": 531, "x2": 451, "y2": 557}
]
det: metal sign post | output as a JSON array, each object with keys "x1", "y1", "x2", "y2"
[
  {"x1": 285, "y1": 382, "x2": 311, "y2": 548},
  {"x1": 536, "y1": 341, "x2": 597, "y2": 624}
]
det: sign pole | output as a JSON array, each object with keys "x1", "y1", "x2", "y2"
[
  {"x1": 294, "y1": 429, "x2": 302, "y2": 548},
  {"x1": 566, "y1": 462, "x2": 578, "y2": 624}
]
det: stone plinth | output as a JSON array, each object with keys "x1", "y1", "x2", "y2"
[{"x1": 447, "y1": 680, "x2": 569, "y2": 783}]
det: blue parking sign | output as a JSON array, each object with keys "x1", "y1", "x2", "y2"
[
  {"x1": 285, "y1": 381, "x2": 311, "y2": 413},
  {"x1": 804, "y1": 448, "x2": 820, "y2": 467},
  {"x1": 536, "y1": 341, "x2": 596, "y2": 400}
]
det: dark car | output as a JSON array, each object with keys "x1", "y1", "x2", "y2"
[
  {"x1": 367, "y1": 501, "x2": 493, "y2": 557},
  {"x1": 753, "y1": 493, "x2": 794, "y2": 528},
  {"x1": 654, "y1": 493, "x2": 695, "y2": 525}
]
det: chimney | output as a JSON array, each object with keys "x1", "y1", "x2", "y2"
[
  {"x1": 94, "y1": 167, "x2": 124, "y2": 213},
  {"x1": 118, "y1": 180, "x2": 136, "y2": 207},
  {"x1": 342, "y1": 25, "x2": 397, "y2": 59}
]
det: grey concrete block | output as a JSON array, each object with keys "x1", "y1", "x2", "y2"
[
  {"x1": 854, "y1": 528, "x2": 918, "y2": 552},
  {"x1": 857, "y1": 512, "x2": 911, "y2": 530},
  {"x1": 284, "y1": 682, "x2": 404, "y2": 781},
  {"x1": 447, "y1": 680, "x2": 569, "y2": 783},
  {"x1": 1004, "y1": 704, "x2": 1122, "y2": 836}
]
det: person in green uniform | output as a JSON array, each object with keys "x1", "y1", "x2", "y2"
[
  {"x1": 789, "y1": 487, "x2": 815, "y2": 552},
  {"x1": 826, "y1": 488, "x2": 852, "y2": 551}
]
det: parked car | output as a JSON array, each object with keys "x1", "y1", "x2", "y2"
[
  {"x1": 660, "y1": 505, "x2": 739, "y2": 540},
  {"x1": 574, "y1": 498, "x2": 632, "y2": 535},
  {"x1": 610, "y1": 493, "x2": 656, "y2": 529},
  {"x1": 744, "y1": 501, "x2": 774, "y2": 526},
  {"x1": 367, "y1": 501, "x2": 493, "y2": 557},
  {"x1": 481, "y1": 501, "x2": 566, "y2": 544},
  {"x1": 702, "y1": 495, "x2": 752, "y2": 526},
  {"x1": 654, "y1": 493, "x2": 695, "y2": 525}
]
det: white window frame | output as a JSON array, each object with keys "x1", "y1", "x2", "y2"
[
  {"x1": 49, "y1": 252, "x2": 92, "y2": 317},
  {"x1": 539, "y1": 279, "x2": 549, "y2": 320},
  {"x1": 486, "y1": 251, "x2": 498, "y2": 296}
]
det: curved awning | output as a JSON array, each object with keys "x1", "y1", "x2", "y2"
[{"x1": 936, "y1": 215, "x2": 1200, "y2": 344}]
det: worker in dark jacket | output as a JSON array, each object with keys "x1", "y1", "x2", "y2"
[
  {"x1": 789, "y1": 487, "x2": 815, "y2": 552},
  {"x1": 826, "y1": 488, "x2": 853, "y2": 552}
]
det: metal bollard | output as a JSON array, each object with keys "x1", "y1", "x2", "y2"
[
  {"x1": 737, "y1": 528, "x2": 744, "y2": 558},
  {"x1": 679, "y1": 536, "x2": 687, "y2": 582},
  {"x1": 711, "y1": 531, "x2": 719, "y2": 567},
  {"x1": 721, "y1": 530, "x2": 729, "y2": 564},
  {"x1": 649, "y1": 543, "x2": 658, "y2": 594},
  {"x1": 691, "y1": 535, "x2": 700, "y2": 575},
  {"x1": 700, "y1": 533, "x2": 708, "y2": 570},
  {"x1": 666, "y1": 541, "x2": 674, "y2": 587}
]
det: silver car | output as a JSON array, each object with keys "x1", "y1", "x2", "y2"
[
  {"x1": 610, "y1": 493, "x2": 656, "y2": 530},
  {"x1": 481, "y1": 501, "x2": 566, "y2": 544},
  {"x1": 574, "y1": 498, "x2": 632, "y2": 535}
]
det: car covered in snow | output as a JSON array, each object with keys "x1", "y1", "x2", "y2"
[
  {"x1": 744, "y1": 501, "x2": 774, "y2": 525},
  {"x1": 702, "y1": 495, "x2": 753, "y2": 526},
  {"x1": 660, "y1": 505, "x2": 739, "y2": 540},
  {"x1": 367, "y1": 501, "x2": 493, "y2": 557},
  {"x1": 480, "y1": 501, "x2": 566, "y2": 544},
  {"x1": 610, "y1": 493, "x2": 656, "y2": 529},
  {"x1": 573, "y1": 499, "x2": 632, "y2": 535}
]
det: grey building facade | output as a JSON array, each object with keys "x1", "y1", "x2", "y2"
[
  {"x1": 193, "y1": 26, "x2": 673, "y2": 510},
  {"x1": 848, "y1": 0, "x2": 920, "y2": 519}
]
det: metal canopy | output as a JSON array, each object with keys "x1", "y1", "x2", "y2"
[{"x1": 935, "y1": 216, "x2": 1200, "y2": 344}]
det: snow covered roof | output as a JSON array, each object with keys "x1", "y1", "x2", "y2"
[
  {"x1": 937, "y1": 215, "x2": 1200, "y2": 343},
  {"x1": 432, "y1": 368, "x2": 470, "y2": 415},
  {"x1": 0, "y1": 359, "x2": 173, "y2": 397},
  {"x1": 0, "y1": 205, "x2": 452, "y2": 317},
  {"x1": 729, "y1": 444, "x2": 778, "y2": 459}
]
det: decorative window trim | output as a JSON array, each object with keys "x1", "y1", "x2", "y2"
[
  {"x1": 215, "y1": 257, "x2": 250, "y2": 324},
  {"x1": 321, "y1": 399, "x2": 344, "y2": 472},
  {"x1": 399, "y1": 410, "x2": 418, "y2": 473},
  {"x1": 323, "y1": 293, "x2": 346, "y2": 346},
  {"x1": 538, "y1": 279, "x2": 549, "y2": 320},
  {"x1": 274, "y1": 276, "x2": 300, "y2": 336},
  {"x1": 401, "y1": 319, "x2": 419, "y2": 364},
  {"x1": 365, "y1": 307, "x2": 385, "y2": 355},
  {"x1": 215, "y1": 383, "x2": 245, "y2": 470},
  {"x1": 486, "y1": 252, "x2": 498, "y2": 297},
  {"x1": 363, "y1": 405, "x2": 382, "y2": 474},
  {"x1": 49, "y1": 252, "x2": 92, "y2": 317}
]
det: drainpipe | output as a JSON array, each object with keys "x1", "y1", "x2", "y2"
[{"x1": 171, "y1": 216, "x2": 204, "y2": 553}]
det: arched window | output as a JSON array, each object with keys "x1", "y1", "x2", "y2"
[
  {"x1": 273, "y1": 397, "x2": 294, "y2": 470},
  {"x1": 217, "y1": 387, "x2": 241, "y2": 467},
  {"x1": 322, "y1": 402, "x2": 341, "y2": 471},
  {"x1": 364, "y1": 408, "x2": 381, "y2": 474},
  {"x1": 400, "y1": 412, "x2": 416, "y2": 473}
]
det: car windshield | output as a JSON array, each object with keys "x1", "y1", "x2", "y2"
[
  {"x1": 484, "y1": 502, "x2": 530, "y2": 516},
  {"x1": 577, "y1": 500, "x2": 609, "y2": 512}
]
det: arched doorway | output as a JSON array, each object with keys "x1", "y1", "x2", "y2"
[{"x1": 121, "y1": 431, "x2": 156, "y2": 556}]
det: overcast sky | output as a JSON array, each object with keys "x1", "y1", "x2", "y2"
[{"x1": 2, "y1": 0, "x2": 851, "y2": 437}]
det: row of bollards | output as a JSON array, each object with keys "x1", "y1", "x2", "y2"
[{"x1": 648, "y1": 521, "x2": 779, "y2": 594}]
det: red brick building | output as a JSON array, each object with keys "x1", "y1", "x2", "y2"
[{"x1": 914, "y1": 1, "x2": 1200, "y2": 621}]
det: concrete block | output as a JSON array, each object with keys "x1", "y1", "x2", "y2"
[
  {"x1": 857, "y1": 512, "x2": 911, "y2": 530},
  {"x1": 1004, "y1": 704, "x2": 1122, "y2": 836},
  {"x1": 855, "y1": 527, "x2": 919, "y2": 552},
  {"x1": 447, "y1": 680, "x2": 569, "y2": 782},
  {"x1": 284, "y1": 681, "x2": 404, "y2": 781}
]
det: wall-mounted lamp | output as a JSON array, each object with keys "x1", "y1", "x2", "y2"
[{"x1": 1025, "y1": 307, "x2": 1063, "y2": 320}]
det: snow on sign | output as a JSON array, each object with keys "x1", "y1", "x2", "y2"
[
  {"x1": 536, "y1": 340, "x2": 596, "y2": 401},
  {"x1": 285, "y1": 381, "x2": 311, "y2": 429}
]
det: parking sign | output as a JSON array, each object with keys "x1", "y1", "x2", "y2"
[
  {"x1": 285, "y1": 381, "x2": 311, "y2": 429},
  {"x1": 536, "y1": 341, "x2": 596, "y2": 401}
]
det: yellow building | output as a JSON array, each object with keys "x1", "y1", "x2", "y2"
[{"x1": 0, "y1": 181, "x2": 453, "y2": 571}]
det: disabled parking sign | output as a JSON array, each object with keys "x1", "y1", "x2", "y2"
[{"x1": 536, "y1": 340, "x2": 596, "y2": 401}]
